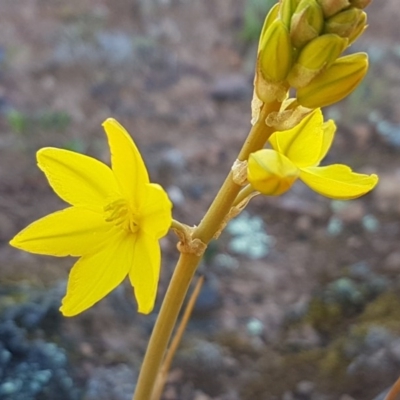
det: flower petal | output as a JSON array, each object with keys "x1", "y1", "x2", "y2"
[
  {"x1": 37, "y1": 148, "x2": 119, "y2": 210},
  {"x1": 102, "y1": 118, "x2": 149, "y2": 209},
  {"x1": 10, "y1": 207, "x2": 112, "y2": 256},
  {"x1": 128, "y1": 232, "x2": 161, "y2": 314},
  {"x1": 314, "y1": 119, "x2": 336, "y2": 166},
  {"x1": 272, "y1": 109, "x2": 327, "y2": 168},
  {"x1": 300, "y1": 164, "x2": 379, "y2": 199},
  {"x1": 139, "y1": 183, "x2": 172, "y2": 239},
  {"x1": 248, "y1": 149, "x2": 300, "y2": 196},
  {"x1": 60, "y1": 230, "x2": 133, "y2": 316}
]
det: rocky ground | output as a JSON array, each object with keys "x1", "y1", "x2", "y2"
[{"x1": 1, "y1": 1, "x2": 400, "y2": 399}]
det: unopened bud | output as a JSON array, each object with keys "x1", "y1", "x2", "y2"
[
  {"x1": 288, "y1": 34, "x2": 347, "y2": 88},
  {"x1": 325, "y1": 7, "x2": 365, "y2": 39},
  {"x1": 259, "y1": 19, "x2": 293, "y2": 83},
  {"x1": 316, "y1": 0, "x2": 350, "y2": 18},
  {"x1": 248, "y1": 149, "x2": 299, "y2": 196},
  {"x1": 296, "y1": 52, "x2": 368, "y2": 108},
  {"x1": 258, "y1": 3, "x2": 280, "y2": 53},
  {"x1": 280, "y1": 0, "x2": 301, "y2": 28},
  {"x1": 347, "y1": 10, "x2": 367, "y2": 44},
  {"x1": 290, "y1": 0, "x2": 324, "y2": 48}
]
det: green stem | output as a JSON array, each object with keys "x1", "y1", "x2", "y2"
[
  {"x1": 132, "y1": 100, "x2": 280, "y2": 400},
  {"x1": 151, "y1": 275, "x2": 204, "y2": 400},
  {"x1": 233, "y1": 184, "x2": 257, "y2": 207}
]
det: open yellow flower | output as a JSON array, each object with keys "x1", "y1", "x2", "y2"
[
  {"x1": 10, "y1": 119, "x2": 172, "y2": 316},
  {"x1": 248, "y1": 108, "x2": 378, "y2": 199}
]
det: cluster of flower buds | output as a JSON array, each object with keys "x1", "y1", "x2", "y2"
[{"x1": 254, "y1": 0, "x2": 371, "y2": 111}]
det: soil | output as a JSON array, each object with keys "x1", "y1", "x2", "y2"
[{"x1": 1, "y1": 1, "x2": 400, "y2": 400}]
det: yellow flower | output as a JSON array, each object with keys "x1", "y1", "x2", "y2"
[
  {"x1": 10, "y1": 119, "x2": 172, "y2": 316},
  {"x1": 248, "y1": 109, "x2": 378, "y2": 199}
]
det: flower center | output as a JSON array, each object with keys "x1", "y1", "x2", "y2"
[{"x1": 104, "y1": 199, "x2": 139, "y2": 233}]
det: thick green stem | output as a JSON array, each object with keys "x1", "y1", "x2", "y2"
[
  {"x1": 132, "y1": 100, "x2": 280, "y2": 400},
  {"x1": 133, "y1": 252, "x2": 200, "y2": 400}
]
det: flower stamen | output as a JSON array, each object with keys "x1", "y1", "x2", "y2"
[{"x1": 104, "y1": 199, "x2": 139, "y2": 233}]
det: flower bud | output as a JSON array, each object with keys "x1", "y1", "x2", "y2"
[
  {"x1": 288, "y1": 34, "x2": 347, "y2": 88},
  {"x1": 349, "y1": 0, "x2": 372, "y2": 9},
  {"x1": 325, "y1": 7, "x2": 365, "y2": 39},
  {"x1": 259, "y1": 19, "x2": 293, "y2": 83},
  {"x1": 290, "y1": 0, "x2": 324, "y2": 48},
  {"x1": 248, "y1": 149, "x2": 300, "y2": 196},
  {"x1": 280, "y1": 0, "x2": 301, "y2": 28},
  {"x1": 296, "y1": 52, "x2": 368, "y2": 108},
  {"x1": 316, "y1": 0, "x2": 350, "y2": 18},
  {"x1": 347, "y1": 10, "x2": 367, "y2": 44},
  {"x1": 258, "y1": 3, "x2": 280, "y2": 53}
]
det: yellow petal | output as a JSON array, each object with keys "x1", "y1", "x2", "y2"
[
  {"x1": 37, "y1": 148, "x2": 119, "y2": 210},
  {"x1": 10, "y1": 207, "x2": 112, "y2": 256},
  {"x1": 129, "y1": 232, "x2": 161, "y2": 314},
  {"x1": 314, "y1": 119, "x2": 336, "y2": 165},
  {"x1": 60, "y1": 230, "x2": 133, "y2": 316},
  {"x1": 102, "y1": 118, "x2": 149, "y2": 209},
  {"x1": 248, "y1": 149, "x2": 300, "y2": 196},
  {"x1": 300, "y1": 164, "x2": 378, "y2": 199},
  {"x1": 272, "y1": 109, "x2": 327, "y2": 168},
  {"x1": 139, "y1": 183, "x2": 172, "y2": 239}
]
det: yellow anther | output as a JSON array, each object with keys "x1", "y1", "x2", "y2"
[{"x1": 104, "y1": 199, "x2": 139, "y2": 233}]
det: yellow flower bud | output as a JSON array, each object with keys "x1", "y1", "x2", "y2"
[
  {"x1": 316, "y1": 0, "x2": 350, "y2": 18},
  {"x1": 288, "y1": 34, "x2": 348, "y2": 88},
  {"x1": 258, "y1": 3, "x2": 280, "y2": 53},
  {"x1": 325, "y1": 7, "x2": 365, "y2": 39},
  {"x1": 349, "y1": 0, "x2": 371, "y2": 9},
  {"x1": 279, "y1": 0, "x2": 301, "y2": 28},
  {"x1": 248, "y1": 149, "x2": 300, "y2": 196},
  {"x1": 290, "y1": 0, "x2": 324, "y2": 49},
  {"x1": 296, "y1": 52, "x2": 368, "y2": 108},
  {"x1": 347, "y1": 10, "x2": 367, "y2": 44},
  {"x1": 259, "y1": 19, "x2": 293, "y2": 83}
]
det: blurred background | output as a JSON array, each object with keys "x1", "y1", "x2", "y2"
[{"x1": 0, "y1": 1, "x2": 400, "y2": 399}]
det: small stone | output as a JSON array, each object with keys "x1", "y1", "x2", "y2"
[
  {"x1": 285, "y1": 324, "x2": 321, "y2": 349},
  {"x1": 246, "y1": 318, "x2": 264, "y2": 337},
  {"x1": 295, "y1": 215, "x2": 312, "y2": 234},
  {"x1": 193, "y1": 390, "x2": 212, "y2": 400},
  {"x1": 335, "y1": 201, "x2": 365, "y2": 223},
  {"x1": 374, "y1": 171, "x2": 400, "y2": 215},
  {"x1": 326, "y1": 216, "x2": 343, "y2": 236},
  {"x1": 383, "y1": 251, "x2": 400, "y2": 273},
  {"x1": 295, "y1": 380, "x2": 315, "y2": 396},
  {"x1": 362, "y1": 214, "x2": 380, "y2": 232},
  {"x1": 282, "y1": 391, "x2": 295, "y2": 400},
  {"x1": 167, "y1": 185, "x2": 185, "y2": 207},
  {"x1": 348, "y1": 261, "x2": 371, "y2": 280},
  {"x1": 164, "y1": 385, "x2": 178, "y2": 400},
  {"x1": 351, "y1": 123, "x2": 373, "y2": 150},
  {"x1": 213, "y1": 253, "x2": 239, "y2": 272}
]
